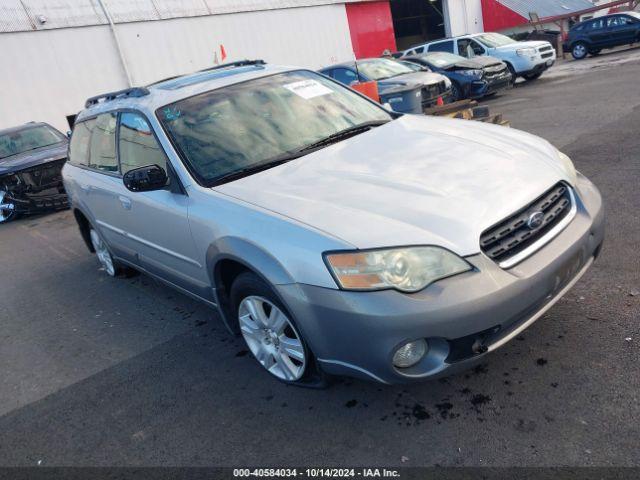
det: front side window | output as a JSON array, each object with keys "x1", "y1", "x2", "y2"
[
  {"x1": 589, "y1": 18, "x2": 605, "y2": 30},
  {"x1": 157, "y1": 70, "x2": 391, "y2": 185},
  {"x1": 356, "y1": 58, "x2": 414, "y2": 80},
  {"x1": 88, "y1": 113, "x2": 118, "y2": 172},
  {"x1": 118, "y1": 112, "x2": 168, "y2": 174},
  {"x1": 69, "y1": 119, "x2": 95, "y2": 166},
  {"x1": 0, "y1": 125, "x2": 65, "y2": 160}
]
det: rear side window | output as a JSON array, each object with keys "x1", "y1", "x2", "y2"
[
  {"x1": 68, "y1": 119, "x2": 95, "y2": 167},
  {"x1": 118, "y1": 112, "x2": 168, "y2": 174},
  {"x1": 429, "y1": 40, "x2": 454, "y2": 53},
  {"x1": 588, "y1": 18, "x2": 605, "y2": 30},
  {"x1": 88, "y1": 113, "x2": 118, "y2": 173}
]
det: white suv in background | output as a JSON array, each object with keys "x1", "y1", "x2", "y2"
[{"x1": 404, "y1": 32, "x2": 557, "y2": 81}]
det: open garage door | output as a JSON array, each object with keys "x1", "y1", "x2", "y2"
[{"x1": 390, "y1": 0, "x2": 446, "y2": 51}]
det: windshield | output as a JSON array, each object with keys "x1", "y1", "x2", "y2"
[
  {"x1": 422, "y1": 52, "x2": 466, "y2": 67},
  {"x1": 357, "y1": 58, "x2": 415, "y2": 80},
  {"x1": 157, "y1": 70, "x2": 392, "y2": 185},
  {"x1": 475, "y1": 33, "x2": 516, "y2": 48},
  {"x1": 0, "y1": 125, "x2": 65, "y2": 160}
]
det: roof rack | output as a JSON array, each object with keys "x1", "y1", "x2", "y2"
[
  {"x1": 85, "y1": 87, "x2": 150, "y2": 108},
  {"x1": 198, "y1": 59, "x2": 266, "y2": 73}
]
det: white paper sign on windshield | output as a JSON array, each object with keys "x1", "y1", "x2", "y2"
[{"x1": 283, "y1": 80, "x2": 334, "y2": 99}]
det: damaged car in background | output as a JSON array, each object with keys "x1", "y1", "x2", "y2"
[
  {"x1": 320, "y1": 57, "x2": 451, "y2": 113},
  {"x1": 0, "y1": 122, "x2": 69, "y2": 223},
  {"x1": 402, "y1": 51, "x2": 512, "y2": 101}
]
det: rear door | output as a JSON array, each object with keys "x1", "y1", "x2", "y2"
[
  {"x1": 116, "y1": 111, "x2": 204, "y2": 296},
  {"x1": 427, "y1": 39, "x2": 455, "y2": 54},
  {"x1": 75, "y1": 112, "x2": 136, "y2": 261},
  {"x1": 607, "y1": 15, "x2": 637, "y2": 45}
]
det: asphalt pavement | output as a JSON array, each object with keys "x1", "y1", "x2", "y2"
[{"x1": 0, "y1": 55, "x2": 639, "y2": 467}]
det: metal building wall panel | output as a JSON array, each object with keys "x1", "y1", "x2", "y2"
[
  {"x1": 0, "y1": 25, "x2": 129, "y2": 132},
  {"x1": 15, "y1": 0, "x2": 106, "y2": 30},
  {"x1": 0, "y1": 0, "x2": 36, "y2": 32},
  {"x1": 0, "y1": 0, "x2": 371, "y2": 32},
  {"x1": 152, "y1": 0, "x2": 210, "y2": 19},
  {"x1": 101, "y1": 0, "x2": 160, "y2": 22},
  {"x1": 116, "y1": 3, "x2": 355, "y2": 85}
]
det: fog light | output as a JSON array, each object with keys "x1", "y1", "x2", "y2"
[{"x1": 392, "y1": 339, "x2": 428, "y2": 368}]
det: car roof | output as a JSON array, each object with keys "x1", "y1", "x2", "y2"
[
  {"x1": 404, "y1": 33, "x2": 479, "y2": 51},
  {"x1": 320, "y1": 57, "x2": 394, "y2": 71},
  {"x1": 77, "y1": 61, "x2": 302, "y2": 122},
  {"x1": 0, "y1": 122, "x2": 54, "y2": 136}
]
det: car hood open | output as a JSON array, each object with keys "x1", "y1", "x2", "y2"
[{"x1": 215, "y1": 115, "x2": 570, "y2": 255}]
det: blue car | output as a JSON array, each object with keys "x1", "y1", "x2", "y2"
[{"x1": 402, "y1": 51, "x2": 513, "y2": 102}]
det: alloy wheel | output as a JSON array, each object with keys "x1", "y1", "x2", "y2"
[
  {"x1": 89, "y1": 229, "x2": 116, "y2": 276},
  {"x1": 0, "y1": 191, "x2": 16, "y2": 223},
  {"x1": 573, "y1": 43, "x2": 587, "y2": 59},
  {"x1": 238, "y1": 296, "x2": 306, "y2": 381}
]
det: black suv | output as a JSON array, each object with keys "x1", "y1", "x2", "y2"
[{"x1": 567, "y1": 12, "x2": 640, "y2": 59}]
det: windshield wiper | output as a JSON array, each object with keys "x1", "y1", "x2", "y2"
[
  {"x1": 210, "y1": 121, "x2": 389, "y2": 186},
  {"x1": 210, "y1": 151, "x2": 307, "y2": 186},
  {"x1": 298, "y1": 121, "x2": 389, "y2": 153}
]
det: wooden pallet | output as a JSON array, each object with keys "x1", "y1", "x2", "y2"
[{"x1": 424, "y1": 99, "x2": 510, "y2": 127}]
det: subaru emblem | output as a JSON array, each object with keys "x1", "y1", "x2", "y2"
[{"x1": 527, "y1": 211, "x2": 544, "y2": 230}]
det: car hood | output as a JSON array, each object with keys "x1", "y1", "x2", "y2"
[
  {"x1": 492, "y1": 40, "x2": 550, "y2": 52},
  {"x1": 215, "y1": 115, "x2": 570, "y2": 255},
  {"x1": 462, "y1": 55, "x2": 504, "y2": 68},
  {"x1": 0, "y1": 142, "x2": 68, "y2": 176},
  {"x1": 378, "y1": 71, "x2": 447, "y2": 91}
]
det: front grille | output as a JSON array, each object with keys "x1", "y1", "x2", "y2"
[
  {"x1": 14, "y1": 159, "x2": 65, "y2": 191},
  {"x1": 484, "y1": 66, "x2": 508, "y2": 79},
  {"x1": 538, "y1": 45, "x2": 553, "y2": 53},
  {"x1": 541, "y1": 52, "x2": 554, "y2": 59},
  {"x1": 480, "y1": 183, "x2": 574, "y2": 265},
  {"x1": 421, "y1": 81, "x2": 446, "y2": 101}
]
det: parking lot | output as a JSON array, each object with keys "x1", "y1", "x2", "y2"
[{"x1": 1, "y1": 51, "x2": 639, "y2": 468}]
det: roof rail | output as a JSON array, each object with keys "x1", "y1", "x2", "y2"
[
  {"x1": 85, "y1": 87, "x2": 150, "y2": 108},
  {"x1": 199, "y1": 59, "x2": 266, "y2": 73}
]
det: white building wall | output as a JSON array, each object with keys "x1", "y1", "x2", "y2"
[
  {"x1": 444, "y1": 0, "x2": 484, "y2": 36},
  {"x1": 0, "y1": 4, "x2": 355, "y2": 132}
]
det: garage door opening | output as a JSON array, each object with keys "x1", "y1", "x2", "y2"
[{"x1": 390, "y1": 0, "x2": 446, "y2": 51}]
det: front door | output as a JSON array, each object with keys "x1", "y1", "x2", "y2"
[{"x1": 115, "y1": 111, "x2": 206, "y2": 297}]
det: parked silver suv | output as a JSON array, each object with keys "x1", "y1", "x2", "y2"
[{"x1": 63, "y1": 60, "x2": 604, "y2": 386}]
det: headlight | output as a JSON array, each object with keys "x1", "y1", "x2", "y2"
[
  {"x1": 324, "y1": 246, "x2": 472, "y2": 292},
  {"x1": 459, "y1": 69, "x2": 483, "y2": 78},
  {"x1": 557, "y1": 150, "x2": 578, "y2": 185},
  {"x1": 516, "y1": 47, "x2": 536, "y2": 57}
]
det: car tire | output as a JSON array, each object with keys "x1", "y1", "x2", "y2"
[
  {"x1": 523, "y1": 72, "x2": 542, "y2": 81},
  {"x1": 504, "y1": 63, "x2": 517, "y2": 85},
  {"x1": 572, "y1": 42, "x2": 588, "y2": 60},
  {"x1": 0, "y1": 191, "x2": 18, "y2": 224},
  {"x1": 89, "y1": 227, "x2": 137, "y2": 278},
  {"x1": 230, "y1": 271, "x2": 327, "y2": 387}
]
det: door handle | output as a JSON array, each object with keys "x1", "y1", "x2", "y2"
[
  {"x1": 80, "y1": 184, "x2": 91, "y2": 192},
  {"x1": 118, "y1": 195, "x2": 132, "y2": 210}
]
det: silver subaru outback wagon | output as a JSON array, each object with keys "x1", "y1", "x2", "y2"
[{"x1": 63, "y1": 60, "x2": 604, "y2": 386}]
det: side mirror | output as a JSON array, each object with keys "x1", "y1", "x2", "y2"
[
  {"x1": 66, "y1": 130, "x2": 72, "y2": 138},
  {"x1": 123, "y1": 164, "x2": 168, "y2": 192}
]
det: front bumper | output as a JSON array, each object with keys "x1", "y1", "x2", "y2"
[
  {"x1": 3, "y1": 190, "x2": 68, "y2": 215},
  {"x1": 468, "y1": 75, "x2": 512, "y2": 98},
  {"x1": 276, "y1": 174, "x2": 604, "y2": 384}
]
